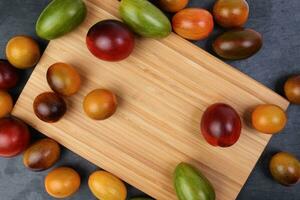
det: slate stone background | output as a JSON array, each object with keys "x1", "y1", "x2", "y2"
[{"x1": 0, "y1": 0, "x2": 299, "y2": 199}]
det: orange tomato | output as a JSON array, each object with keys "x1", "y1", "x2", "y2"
[
  {"x1": 159, "y1": 0, "x2": 189, "y2": 12},
  {"x1": 213, "y1": 0, "x2": 249, "y2": 28},
  {"x1": 83, "y1": 89, "x2": 118, "y2": 120},
  {"x1": 88, "y1": 170, "x2": 127, "y2": 200},
  {"x1": 45, "y1": 167, "x2": 80, "y2": 198},
  {"x1": 6, "y1": 36, "x2": 40, "y2": 69},
  {"x1": 252, "y1": 104, "x2": 287, "y2": 134},
  {"x1": 172, "y1": 8, "x2": 214, "y2": 40},
  {"x1": 0, "y1": 90, "x2": 13, "y2": 117}
]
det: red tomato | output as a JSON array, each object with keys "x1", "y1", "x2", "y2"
[
  {"x1": 86, "y1": 20, "x2": 135, "y2": 62},
  {"x1": 0, "y1": 117, "x2": 30, "y2": 157},
  {"x1": 172, "y1": 8, "x2": 214, "y2": 40}
]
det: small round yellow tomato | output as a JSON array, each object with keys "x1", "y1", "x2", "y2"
[
  {"x1": 45, "y1": 167, "x2": 80, "y2": 198},
  {"x1": 0, "y1": 90, "x2": 13, "y2": 117},
  {"x1": 252, "y1": 104, "x2": 287, "y2": 134},
  {"x1": 88, "y1": 170, "x2": 127, "y2": 200},
  {"x1": 83, "y1": 89, "x2": 118, "y2": 120},
  {"x1": 6, "y1": 36, "x2": 40, "y2": 69},
  {"x1": 47, "y1": 63, "x2": 81, "y2": 96}
]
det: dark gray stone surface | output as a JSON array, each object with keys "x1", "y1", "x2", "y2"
[{"x1": 0, "y1": 0, "x2": 299, "y2": 199}]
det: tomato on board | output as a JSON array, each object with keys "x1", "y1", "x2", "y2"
[
  {"x1": 213, "y1": 0, "x2": 249, "y2": 28},
  {"x1": 47, "y1": 63, "x2": 81, "y2": 96},
  {"x1": 0, "y1": 117, "x2": 30, "y2": 157},
  {"x1": 88, "y1": 170, "x2": 127, "y2": 200},
  {"x1": 83, "y1": 89, "x2": 118, "y2": 120},
  {"x1": 45, "y1": 167, "x2": 81, "y2": 198},
  {"x1": 172, "y1": 8, "x2": 214, "y2": 40},
  {"x1": 159, "y1": 0, "x2": 189, "y2": 12},
  {"x1": 252, "y1": 104, "x2": 287, "y2": 134}
]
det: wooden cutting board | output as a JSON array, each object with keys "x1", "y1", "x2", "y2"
[{"x1": 12, "y1": 0, "x2": 289, "y2": 199}]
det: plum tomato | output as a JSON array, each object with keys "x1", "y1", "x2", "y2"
[
  {"x1": 23, "y1": 138, "x2": 60, "y2": 171},
  {"x1": 252, "y1": 104, "x2": 287, "y2": 134},
  {"x1": 212, "y1": 28, "x2": 262, "y2": 60},
  {"x1": 213, "y1": 0, "x2": 249, "y2": 28},
  {"x1": 269, "y1": 152, "x2": 300, "y2": 186},
  {"x1": 6, "y1": 36, "x2": 40, "y2": 69},
  {"x1": 83, "y1": 89, "x2": 117, "y2": 120},
  {"x1": 33, "y1": 92, "x2": 67, "y2": 123},
  {"x1": 45, "y1": 167, "x2": 81, "y2": 198},
  {"x1": 284, "y1": 75, "x2": 300, "y2": 104},
  {"x1": 86, "y1": 19, "x2": 135, "y2": 62},
  {"x1": 0, "y1": 60, "x2": 19, "y2": 89},
  {"x1": 0, "y1": 90, "x2": 13, "y2": 118},
  {"x1": 172, "y1": 8, "x2": 214, "y2": 40},
  {"x1": 47, "y1": 63, "x2": 81, "y2": 96},
  {"x1": 88, "y1": 170, "x2": 127, "y2": 200},
  {"x1": 159, "y1": 0, "x2": 189, "y2": 12},
  {"x1": 0, "y1": 117, "x2": 30, "y2": 157},
  {"x1": 201, "y1": 103, "x2": 242, "y2": 147}
]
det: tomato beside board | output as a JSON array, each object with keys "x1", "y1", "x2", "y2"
[
  {"x1": 172, "y1": 8, "x2": 214, "y2": 40},
  {"x1": 0, "y1": 117, "x2": 30, "y2": 157},
  {"x1": 159, "y1": 0, "x2": 189, "y2": 12},
  {"x1": 284, "y1": 75, "x2": 300, "y2": 104},
  {"x1": 0, "y1": 60, "x2": 19, "y2": 89},
  {"x1": 213, "y1": 29, "x2": 263, "y2": 60},
  {"x1": 213, "y1": 0, "x2": 249, "y2": 28},
  {"x1": 0, "y1": 90, "x2": 13, "y2": 118}
]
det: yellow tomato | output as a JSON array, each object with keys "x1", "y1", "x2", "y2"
[
  {"x1": 0, "y1": 90, "x2": 13, "y2": 117},
  {"x1": 252, "y1": 104, "x2": 287, "y2": 134},
  {"x1": 45, "y1": 167, "x2": 80, "y2": 198},
  {"x1": 88, "y1": 170, "x2": 127, "y2": 200},
  {"x1": 6, "y1": 36, "x2": 40, "y2": 69}
]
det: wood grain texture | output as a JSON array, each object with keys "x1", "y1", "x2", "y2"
[{"x1": 12, "y1": 0, "x2": 289, "y2": 199}]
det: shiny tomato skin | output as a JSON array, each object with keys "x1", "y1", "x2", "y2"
[
  {"x1": 0, "y1": 60, "x2": 19, "y2": 90},
  {"x1": 201, "y1": 103, "x2": 242, "y2": 147},
  {"x1": 86, "y1": 19, "x2": 135, "y2": 62},
  {"x1": 213, "y1": 0, "x2": 249, "y2": 28},
  {"x1": 172, "y1": 8, "x2": 214, "y2": 41},
  {"x1": 284, "y1": 75, "x2": 300, "y2": 104},
  {"x1": 0, "y1": 117, "x2": 30, "y2": 157},
  {"x1": 159, "y1": 0, "x2": 189, "y2": 12}
]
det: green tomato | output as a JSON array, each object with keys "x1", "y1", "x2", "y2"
[
  {"x1": 119, "y1": 0, "x2": 172, "y2": 38},
  {"x1": 174, "y1": 162, "x2": 215, "y2": 200},
  {"x1": 36, "y1": 0, "x2": 87, "y2": 40}
]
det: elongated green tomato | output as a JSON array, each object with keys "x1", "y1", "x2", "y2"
[
  {"x1": 174, "y1": 163, "x2": 215, "y2": 200},
  {"x1": 119, "y1": 0, "x2": 172, "y2": 38},
  {"x1": 36, "y1": 0, "x2": 87, "y2": 40}
]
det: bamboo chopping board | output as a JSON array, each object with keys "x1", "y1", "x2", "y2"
[{"x1": 12, "y1": 0, "x2": 289, "y2": 199}]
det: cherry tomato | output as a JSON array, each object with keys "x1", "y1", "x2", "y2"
[
  {"x1": 45, "y1": 167, "x2": 80, "y2": 198},
  {"x1": 172, "y1": 8, "x2": 214, "y2": 40},
  {"x1": 33, "y1": 92, "x2": 67, "y2": 123},
  {"x1": 0, "y1": 90, "x2": 13, "y2": 117},
  {"x1": 213, "y1": 0, "x2": 249, "y2": 28},
  {"x1": 201, "y1": 103, "x2": 242, "y2": 147},
  {"x1": 212, "y1": 28, "x2": 262, "y2": 60},
  {"x1": 23, "y1": 138, "x2": 60, "y2": 171},
  {"x1": 284, "y1": 75, "x2": 300, "y2": 104},
  {"x1": 88, "y1": 170, "x2": 127, "y2": 200},
  {"x1": 0, "y1": 60, "x2": 19, "y2": 89},
  {"x1": 252, "y1": 104, "x2": 287, "y2": 134},
  {"x1": 0, "y1": 117, "x2": 30, "y2": 157},
  {"x1": 6, "y1": 36, "x2": 40, "y2": 69},
  {"x1": 159, "y1": 0, "x2": 189, "y2": 12},
  {"x1": 269, "y1": 152, "x2": 300, "y2": 186},
  {"x1": 86, "y1": 20, "x2": 135, "y2": 61},
  {"x1": 47, "y1": 63, "x2": 81, "y2": 96},
  {"x1": 83, "y1": 89, "x2": 117, "y2": 120}
]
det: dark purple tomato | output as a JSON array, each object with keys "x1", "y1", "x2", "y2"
[
  {"x1": 33, "y1": 92, "x2": 67, "y2": 123},
  {"x1": 0, "y1": 59, "x2": 19, "y2": 89},
  {"x1": 212, "y1": 28, "x2": 263, "y2": 60},
  {"x1": 0, "y1": 117, "x2": 30, "y2": 157},
  {"x1": 86, "y1": 19, "x2": 135, "y2": 62},
  {"x1": 201, "y1": 103, "x2": 242, "y2": 147}
]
